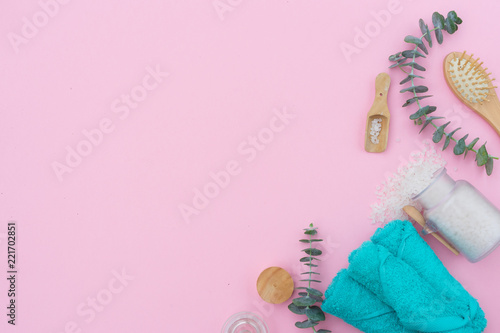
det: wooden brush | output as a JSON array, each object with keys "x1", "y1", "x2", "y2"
[{"x1": 444, "y1": 51, "x2": 500, "y2": 136}]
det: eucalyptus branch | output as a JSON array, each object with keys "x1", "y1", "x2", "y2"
[
  {"x1": 288, "y1": 223, "x2": 330, "y2": 333},
  {"x1": 388, "y1": 11, "x2": 497, "y2": 175}
]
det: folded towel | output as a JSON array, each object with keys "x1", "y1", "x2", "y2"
[
  {"x1": 322, "y1": 220, "x2": 487, "y2": 333},
  {"x1": 371, "y1": 220, "x2": 487, "y2": 332},
  {"x1": 322, "y1": 269, "x2": 414, "y2": 333}
]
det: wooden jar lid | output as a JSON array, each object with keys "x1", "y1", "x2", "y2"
[{"x1": 256, "y1": 267, "x2": 294, "y2": 304}]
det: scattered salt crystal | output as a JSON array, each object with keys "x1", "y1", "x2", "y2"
[{"x1": 369, "y1": 140, "x2": 446, "y2": 225}]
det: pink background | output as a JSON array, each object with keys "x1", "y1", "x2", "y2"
[{"x1": 2, "y1": 1, "x2": 500, "y2": 332}]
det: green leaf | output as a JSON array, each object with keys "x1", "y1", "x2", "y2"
[
  {"x1": 304, "y1": 263, "x2": 318, "y2": 267},
  {"x1": 288, "y1": 303, "x2": 307, "y2": 315},
  {"x1": 444, "y1": 17, "x2": 457, "y2": 34},
  {"x1": 402, "y1": 50, "x2": 426, "y2": 58},
  {"x1": 419, "y1": 19, "x2": 432, "y2": 47},
  {"x1": 420, "y1": 116, "x2": 444, "y2": 133},
  {"x1": 443, "y1": 136, "x2": 452, "y2": 150},
  {"x1": 304, "y1": 229, "x2": 317, "y2": 235},
  {"x1": 306, "y1": 306, "x2": 326, "y2": 322},
  {"x1": 317, "y1": 330, "x2": 332, "y2": 333},
  {"x1": 417, "y1": 42, "x2": 428, "y2": 55},
  {"x1": 400, "y1": 74, "x2": 425, "y2": 85},
  {"x1": 435, "y1": 29, "x2": 443, "y2": 44},
  {"x1": 464, "y1": 137, "x2": 480, "y2": 158},
  {"x1": 292, "y1": 296, "x2": 316, "y2": 307},
  {"x1": 409, "y1": 105, "x2": 436, "y2": 120},
  {"x1": 400, "y1": 85, "x2": 429, "y2": 94},
  {"x1": 432, "y1": 12, "x2": 445, "y2": 30},
  {"x1": 300, "y1": 271, "x2": 320, "y2": 275},
  {"x1": 486, "y1": 158, "x2": 494, "y2": 176},
  {"x1": 300, "y1": 256, "x2": 320, "y2": 262},
  {"x1": 402, "y1": 95, "x2": 432, "y2": 107},
  {"x1": 476, "y1": 144, "x2": 489, "y2": 166},
  {"x1": 306, "y1": 288, "x2": 323, "y2": 297},
  {"x1": 300, "y1": 279, "x2": 322, "y2": 283},
  {"x1": 447, "y1": 11, "x2": 462, "y2": 25},
  {"x1": 401, "y1": 62, "x2": 426, "y2": 71},
  {"x1": 453, "y1": 134, "x2": 468, "y2": 155},
  {"x1": 295, "y1": 319, "x2": 318, "y2": 329},
  {"x1": 432, "y1": 122, "x2": 450, "y2": 143},
  {"x1": 388, "y1": 52, "x2": 402, "y2": 61},
  {"x1": 303, "y1": 248, "x2": 322, "y2": 256},
  {"x1": 298, "y1": 292, "x2": 308, "y2": 296},
  {"x1": 404, "y1": 35, "x2": 423, "y2": 45},
  {"x1": 299, "y1": 239, "x2": 323, "y2": 243}
]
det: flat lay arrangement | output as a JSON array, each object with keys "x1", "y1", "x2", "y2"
[{"x1": 4, "y1": 2, "x2": 500, "y2": 333}]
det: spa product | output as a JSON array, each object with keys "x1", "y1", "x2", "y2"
[
  {"x1": 256, "y1": 267, "x2": 293, "y2": 304},
  {"x1": 221, "y1": 312, "x2": 268, "y2": 333},
  {"x1": 444, "y1": 51, "x2": 500, "y2": 136},
  {"x1": 413, "y1": 168, "x2": 500, "y2": 262},
  {"x1": 370, "y1": 140, "x2": 446, "y2": 224},
  {"x1": 369, "y1": 118, "x2": 383, "y2": 144},
  {"x1": 365, "y1": 73, "x2": 391, "y2": 153},
  {"x1": 403, "y1": 205, "x2": 459, "y2": 255},
  {"x1": 322, "y1": 221, "x2": 487, "y2": 332}
]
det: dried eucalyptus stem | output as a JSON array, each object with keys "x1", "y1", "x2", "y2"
[{"x1": 389, "y1": 11, "x2": 498, "y2": 175}]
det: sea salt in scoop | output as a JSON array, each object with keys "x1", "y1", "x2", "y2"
[{"x1": 413, "y1": 168, "x2": 500, "y2": 262}]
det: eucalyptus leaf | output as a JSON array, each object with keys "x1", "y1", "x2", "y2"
[
  {"x1": 295, "y1": 319, "x2": 318, "y2": 329},
  {"x1": 400, "y1": 85, "x2": 429, "y2": 94},
  {"x1": 420, "y1": 116, "x2": 444, "y2": 133},
  {"x1": 476, "y1": 144, "x2": 489, "y2": 166},
  {"x1": 298, "y1": 292, "x2": 308, "y2": 296},
  {"x1": 401, "y1": 62, "x2": 426, "y2": 71},
  {"x1": 317, "y1": 330, "x2": 333, "y2": 333},
  {"x1": 304, "y1": 263, "x2": 318, "y2": 267},
  {"x1": 306, "y1": 288, "x2": 323, "y2": 297},
  {"x1": 299, "y1": 239, "x2": 323, "y2": 243},
  {"x1": 453, "y1": 134, "x2": 468, "y2": 155},
  {"x1": 404, "y1": 35, "x2": 423, "y2": 45},
  {"x1": 288, "y1": 303, "x2": 307, "y2": 315},
  {"x1": 306, "y1": 306, "x2": 326, "y2": 322},
  {"x1": 402, "y1": 50, "x2": 426, "y2": 58},
  {"x1": 304, "y1": 229, "x2": 317, "y2": 235},
  {"x1": 402, "y1": 95, "x2": 432, "y2": 107},
  {"x1": 435, "y1": 28, "x2": 443, "y2": 44},
  {"x1": 300, "y1": 279, "x2": 322, "y2": 283},
  {"x1": 432, "y1": 12, "x2": 445, "y2": 30},
  {"x1": 432, "y1": 122, "x2": 450, "y2": 143},
  {"x1": 443, "y1": 136, "x2": 452, "y2": 150},
  {"x1": 417, "y1": 42, "x2": 428, "y2": 55},
  {"x1": 300, "y1": 271, "x2": 320, "y2": 275},
  {"x1": 486, "y1": 158, "x2": 494, "y2": 176},
  {"x1": 303, "y1": 248, "x2": 322, "y2": 256},
  {"x1": 419, "y1": 18, "x2": 432, "y2": 47},
  {"x1": 292, "y1": 296, "x2": 316, "y2": 307},
  {"x1": 444, "y1": 18, "x2": 457, "y2": 34},
  {"x1": 388, "y1": 52, "x2": 402, "y2": 61},
  {"x1": 409, "y1": 105, "x2": 436, "y2": 119}
]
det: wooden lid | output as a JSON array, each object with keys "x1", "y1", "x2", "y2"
[{"x1": 256, "y1": 267, "x2": 294, "y2": 304}]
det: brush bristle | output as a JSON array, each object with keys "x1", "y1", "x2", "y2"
[{"x1": 447, "y1": 52, "x2": 496, "y2": 104}]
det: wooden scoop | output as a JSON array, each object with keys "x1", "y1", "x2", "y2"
[
  {"x1": 403, "y1": 205, "x2": 459, "y2": 255},
  {"x1": 365, "y1": 73, "x2": 391, "y2": 153}
]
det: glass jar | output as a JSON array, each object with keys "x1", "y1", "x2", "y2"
[
  {"x1": 221, "y1": 311, "x2": 269, "y2": 333},
  {"x1": 413, "y1": 168, "x2": 500, "y2": 262}
]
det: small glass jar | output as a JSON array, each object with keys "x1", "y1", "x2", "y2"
[
  {"x1": 221, "y1": 311, "x2": 269, "y2": 333},
  {"x1": 413, "y1": 168, "x2": 500, "y2": 262}
]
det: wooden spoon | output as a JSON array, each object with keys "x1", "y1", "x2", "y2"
[
  {"x1": 403, "y1": 205, "x2": 459, "y2": 255},
  {"x1": 365, "y1": 72, "x2": 391, "y2": 153}
]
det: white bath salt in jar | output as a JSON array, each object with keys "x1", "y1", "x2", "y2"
[{"x1": 413, "y1": 168, "x2": 500, "y2": 262}]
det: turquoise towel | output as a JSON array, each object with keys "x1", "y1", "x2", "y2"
[
  {"x1": 322, "y1": 220, "x2": 487, "y2": 333},
  {"x1": 371, "y1": 220, "x2": 487, "y2": 332},
  {"x1": 323, "y1": 269, "x2": 415, "y2": 333}
]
